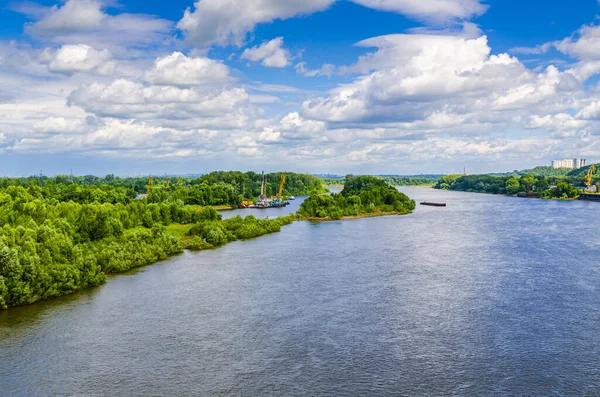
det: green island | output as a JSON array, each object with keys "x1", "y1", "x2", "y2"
[
  {"x1": 434, "y1": 164, "x2": 599, "y2": 200},
  {"x1": 0, "y1": 173, "x2": 411, "y2": 309},
  {"x1": 296, "y1": 175, "x2": 416, "y2": 220}
]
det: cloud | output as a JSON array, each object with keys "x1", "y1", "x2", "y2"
[
  {"x1": 67, "y1": 79, "x2": 254, "y2": 126},
  {"x1": 512, "y1": 24, "x2": 600, "y2": 61},
  {"x1": 526, "y1": 113, "x2": 586, "y2": 131},
  {"x1": 145, "y1": 52, "x2": 232, "y2": 86},
  {"x1": 241, "y1": 37, "x2": 291, "y2": 68},
  {"x1": 25, "y1": 0, "x2": 106, "y2": 34},
  {"x1": 553, "y1": 24, "x2": 600, "y2": 60},
  {"x1": 46, "y1": 44, "x2": 113, "y2": 75},
  {"x1": 295, "y1": 62, "x2": 336, "y2": 77},
  {"x1": 176, "y1": 0, "x2": 489, "y2": 49},
  {"x1": 350, "y1": 0, "x2": 489, "y2": 23},
  {"x1": 32, "y1": 116, "x2": 87, "y2": 133},
  {"x1": 4, "y1": 2, "x2": 600, "y2": 170},
  {"x1": 15, "y1": 0, "x2": 173, "y2": 54},
  {"x1": 177, "y1": 0, "x2": 335, "y2": 48},
  {"x1": 301, "y1": 34, "x2": 583, "y2": 125}
]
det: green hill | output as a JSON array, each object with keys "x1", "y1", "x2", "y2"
[{"x1": 567, "y1": 164, "x2": 600, "y2": 177}]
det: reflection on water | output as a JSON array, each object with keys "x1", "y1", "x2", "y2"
[{"x1": 2, "y1": 187, "x2": 600, "y2": 396}]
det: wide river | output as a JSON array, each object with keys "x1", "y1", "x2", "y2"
[{"x1": 1, "y1": 187, "x2": 600, "y2": 396}]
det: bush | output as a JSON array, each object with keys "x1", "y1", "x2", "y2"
[{"x1": 188, "y1": 237, "x2": 212, "y2": 251}]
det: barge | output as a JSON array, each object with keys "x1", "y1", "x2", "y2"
[{"x1": 420, "y1": 201, "x2": 446, "y2": 207}]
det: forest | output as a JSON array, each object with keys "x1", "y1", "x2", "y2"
[
  {"x1": 320, "y1": 175, "x2": 439, "y2": 186},
  {"x1": 0, "y1": 171, "x2": 322, "y2": 309},
  {"x1": 296, "y1": 175, "x2": 416, "y2": 220},
  {"x1": 0, "y1": 171, "x2": 324, "y2": 208},
  {"x1": 434, "y1": 172, "x2": 591, "y2": 199}
]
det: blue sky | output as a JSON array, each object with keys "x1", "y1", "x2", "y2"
[{"x1": 0, "y1": 0, "x2": 599, "y2": 176}]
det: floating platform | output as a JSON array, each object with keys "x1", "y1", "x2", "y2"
[{"x1": 420, "y1": 202, "x2": 446, "y2": 207}]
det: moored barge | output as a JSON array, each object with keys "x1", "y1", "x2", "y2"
[{"x1": 420, "y1": 201, "x2": 447, "y2": 207}]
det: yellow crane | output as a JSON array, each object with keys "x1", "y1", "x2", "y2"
[
  {"x1": 277, "y1": 173, "x2": 286, "y2": 198},
  {"x1": 146, "y1": 175, "x2": 154, "y2": 194},
  {"x1": 584, "y1": 164, "x2": 595, "y2": 190}
]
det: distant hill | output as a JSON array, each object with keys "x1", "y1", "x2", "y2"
[
  {"x1": 489, "y1": 165, "x2": 599, "y2": 178},
  {"x1": 566, "y1": 164, "x2": 600, "y2": 177}
]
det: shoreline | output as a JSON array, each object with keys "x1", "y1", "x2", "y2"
[
  {"x1": 294, "y1": 211, "x2": 410, "y2": 222},
  {"x1": 436, "y1": 188, "x2": 593, "y2": 201}
]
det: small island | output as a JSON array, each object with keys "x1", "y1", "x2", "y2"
[{"x1": 295, "y1": 175, "x2": 416, "y2": 220}]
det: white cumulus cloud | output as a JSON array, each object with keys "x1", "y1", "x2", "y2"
[
  {"x1": 145, "y1": 52, "x2": 232, "y2": 86},
  {"x1": 26, "y1": 0, "x2": 106, "y2": 34},
  {"x1": 47, "y1": 44, "x2": 113, "y2": 75},
  {"x1": 241, "y1": 37, "x2": 292, "y2": 68}
]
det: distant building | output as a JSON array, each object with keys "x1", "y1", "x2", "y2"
[{"x1": 551, "y1": 158, "x2": 586, "y2": 169}]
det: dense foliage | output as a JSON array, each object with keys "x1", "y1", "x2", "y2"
[
  {"x1": 321, "y1": 175, "x2": 440, "y2": 186},
  {"x1": 0, "y1": 186, "x2": 217, "y2": 308},
  {"x1": 297, "y1": 176, "x2": 416, "y2": 220},
  {"x1": 0, "y1": 172, "x2": 308, "y2": 309},
  {"x1": 434, "y1": 173, "x2": 587, "y2": 199},
  {"x1": 0, "y1": 171, "x2": 324, "y2": 208},
  {"x1": 187, "y1": 215, "x2": 293, "y2": 250},
  {"x1": 488, "y1": 164, "x2": 600, "y2": 179}
]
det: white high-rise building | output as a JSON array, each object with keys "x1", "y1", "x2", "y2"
[{"x1": 551, "y1": 158, "x2": 586, "y2": 169}]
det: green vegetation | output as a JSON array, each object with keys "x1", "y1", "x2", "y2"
[
  {"x1": 489, "y1": 164, "x2": 600, "y2": 179},
  {"x1": 0, "y1": 171, "x2": 324, "y2": 208},
  {"x1": 187, "y1": 215, "x2": 292, "y2": 250},
  {"x1": 0, "y1": 172, "x2": 416, "y2": 309},
  {"x1": 321, "y1": 175, "x2": 440, "y2": 186},
  {"x1": 0, "y1": 186, "x2": 201, "y2": 309},
  {"x1": 434, "y1": 173, "x2": 590, "y2": 199},
  {"x1": 296, "y1": 175, "x2": 416, "y2": 220},
  {"x1": 0, "y1": 172, "x2": 317, "y2": 309}
]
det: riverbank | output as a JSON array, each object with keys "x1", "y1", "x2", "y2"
[
  {"x1": 294, "y1": 211, "x2": 410, "y2": 222},
  {"x1": 0, "y1": 176, "x2": 415, "y2": 309},
  {"x1": 440, "y1": 189, "x2": 590, "y2": 201},
  {"x1": 191, "y1": 204, "x2": 234, "y2": 211}
]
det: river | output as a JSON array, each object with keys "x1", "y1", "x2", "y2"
[{"x1": 1, "y1": 187, "x2": 600, "y2": 396}]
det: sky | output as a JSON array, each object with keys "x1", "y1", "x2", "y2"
[{"x1": 1, "y1": 0, "x2": 599, "y2": 176}]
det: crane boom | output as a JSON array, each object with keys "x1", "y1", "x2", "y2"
[
  {"x1": 584, "y1": 164, "x2": 595, "y2": 188},
  {"x1": 260, "y1": 171, "x2": 266, "y2": 198},
  {"x1": 278, "y1": 173, "x2": 286, "y2": 198}
]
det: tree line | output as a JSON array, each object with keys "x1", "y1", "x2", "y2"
[
  {"x1": 0, "y1": 172, "x2": 324, "y2": 208},
  {"x1": 434, "y1": 173, "x2": 592, "y2": 199},
  {"x1": 320, "y1": 175, "x2": 440, "y2": 186}
]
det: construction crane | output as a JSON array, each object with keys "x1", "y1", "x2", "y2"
[
  {"x1": 584, "y1": 164, "x2": 595, "y2": 190},
  {"x1": 146, "y1": 175, "x2": 154, "y2": 194},
  {"x1": 259, "y1": 171, "x2": 267, "y2": 199},
  {"x1": 277, "y1": 173, "x2": 286, "y2": 198}
]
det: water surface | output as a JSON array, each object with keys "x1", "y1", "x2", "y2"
[{"x1": 1, "y1": 187, "x2": 600, "y2": 396}]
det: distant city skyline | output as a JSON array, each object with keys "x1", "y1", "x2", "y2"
[{"x1": 1, "y1": 0, "x2": 600, "y2": 175}]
